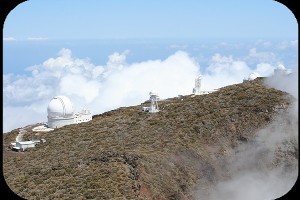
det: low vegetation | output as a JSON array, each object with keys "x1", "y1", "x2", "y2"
[{"x1": 3, "y1": 78, "x2": 296, "y2": 199}]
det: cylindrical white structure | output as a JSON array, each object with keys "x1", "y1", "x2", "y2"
[
  {"x1": 248, "y1": 72, "x2": 260, "y2": 81},
  {"x1": 193, "y1": 75, "x2": 202, "y2": 95},
  {"x1": 195, "y1": 76, "x2": 201, "y2": 90},
  {"x1": 149, "y1": 90, "x2": 159, "y2": 113},
  {"x1": 48, "y1": 117, "x2": 75, "y2": 129}
]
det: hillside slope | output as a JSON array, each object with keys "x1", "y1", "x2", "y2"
[{"x1": 3, "y1": 78, "x2": 297, "y2": 199}]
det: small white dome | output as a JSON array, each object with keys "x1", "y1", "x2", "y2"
[
  {"x1": 47, "y1": 96, "x2": 74, "y2": 118},
  {"x1": 277, "y1": 64, "x2": 286, "y2": 70},
  {"x1": 248, "y1": 72, "x2": 260, "y2": 81}
]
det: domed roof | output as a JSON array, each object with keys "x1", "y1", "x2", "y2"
[
  {"x1": 248, "y1": 72, "x2": 260, "y2": 81},
  {"x1": 47, "y1": 96, "x2": 74, "y2": 118},
  {"x1": 277, "y1": 64, "x2": 286, "y2": 70}
]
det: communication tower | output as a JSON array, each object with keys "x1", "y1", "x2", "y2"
[
  {"x1": 193, "y1": 75, "x2": 202, "y2": 95},
  {"x1": 149, "y1": 90, "x2": 159, "y2": 113}
]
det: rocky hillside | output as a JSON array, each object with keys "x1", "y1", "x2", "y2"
[{"x1": 3, "y1": 78, "x2": 298, "y2": 199}]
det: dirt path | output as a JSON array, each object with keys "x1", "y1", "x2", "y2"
[{"x1": 15, "y1": 129, "x2": 26, "y2": 142}]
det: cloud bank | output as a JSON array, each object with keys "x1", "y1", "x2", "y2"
[
  {"x1": 3, "y1": 37, "x2": 16, "y2": 41},
  {"x1": 3, "y1": 48, "x2": 285, "y2": 132},
  {"x1": 27, "y1": 37, "x2": 48, "y2": 41}
]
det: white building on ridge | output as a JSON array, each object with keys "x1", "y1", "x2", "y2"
[
  {"x1": 12, "y1": 141, "x2": 35, "y2": 151},
  {"x1": 192, "y1": 75, "x2": 215, "y2": 95},
  {"x1": 142, "y1": 90, "x2": 160, "y2": 113},
  {"x1": 47, "y1": 96, "x2": 92, "y2": 128},
  {"x1": 149, "y1": 90, "x2": 159, "y2": 113},
  {"x1": 243, "y1": 72, "x2": 261, "y2": 82},
  {"x1": 193, "y1": 75, "x2": 202, "y2": 95}
]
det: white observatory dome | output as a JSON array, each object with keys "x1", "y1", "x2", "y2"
[
  {"x1": 277, "y1": 64, "x2": 286, "y2": 70},
  {"x1": 248, "y1": 72, "x2": 260, "y2": 81},
  {"x1": 47, "y1": 96, "x2": 75, "y2": 118}
]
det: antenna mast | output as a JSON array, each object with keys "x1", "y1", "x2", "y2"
[
  {"x1": 149, "y1": 90, "x2": 159, "y2": 113},
  {"x1": 193, "y1": 75, "x2": 202, "y2": 95}
]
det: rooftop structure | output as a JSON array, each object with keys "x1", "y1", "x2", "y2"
[
  {"x1": 11, "y1": 141, "x2": 35, "y2": 152},
  {"x1": 193, "y1": 75, "x2": 202, "y2": 95},
  {"x1": 149, "y1": 90, "x2": 159, "y2": 113},
  {"x1": 74, "y1": 109, "x2": 92, "y2": 124},
  {"x1": 192, "y1": 75, "x2": 215, "y2": 95},
  {"x1": 243, "y1": 72, "x2": 261, "y2": 82},
  {"x1": 10, "y1": 139, "x2": 46, "y2": 152},
  {"x1": 32, "y1": 124, "x2": 54, "y2": 132},
  {"x1": 142, "y1": 90, "x2": 160, "y2": 113},
  {"x1": 47, "y1": 96, "x2": 74, "y2": 119}
]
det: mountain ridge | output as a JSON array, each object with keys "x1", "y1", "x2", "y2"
[{"x1": 3, "y1": 77, "x2": 297, "y2": 199}]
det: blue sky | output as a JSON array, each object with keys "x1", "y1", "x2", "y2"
[{"x1": 3, "y1": 0, "x2": 297, "y2": 40}]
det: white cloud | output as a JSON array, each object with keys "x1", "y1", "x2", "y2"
[
  {"x1": 59, "y1": 75, "x2": 100, "y2": 103},
  {"x1": 3, "y1": 48, "x2": 104, "y2": 109},
  {"x1": 254, "y1": 39, "x2": 273, "y2": 48},
  {"x1": 3, "y1": 37, "x2": 16, "y2": 41},
  {"x1": 277, "y1": 40, "x2": 298, "y2": 50},
  {"x1": 203, "y1": 54, "x2": 251, "y2": 90},
  {"x1": 248, "y1": 48, "x2": 276, "y2": 62},
  {"x1": 107, "y1": 52, "x2": 127, "y2": 67},
  {"x1": 104, "y1": 50, "x2": 129, "y2": 74},
  {"x1": 27, "y1": 37, "x2": 48, "y2": 41},
  {"x1": 261, "y1": 41, "x2": 272, "y2": 48},
  {"x1": 265, "y1": 67, "x2": 298, "y2": 99},
  {"x1": 169, "y1": 44, "x2": 188, "y2": 49},
  {"x1": 290, "y1": 39, "x2": 298, "y2": 48},
  {"x1": 2, "y1": 48, "x2": 290, "y2": 133},
  {"x1": 254, "y1": 63, "x2": 276, "y2": 77},
  {"x1": 278, "y1": 41, "x2": 289, "y2": 49},
  {"x1": 3, "y1": 49, "x2": 200, "y2": 132},
  {"x1": 96, "y1": 51, "x2": 200, "y2": 110}
]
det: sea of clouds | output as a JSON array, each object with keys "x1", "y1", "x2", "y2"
[{"x1": 3, "y1": 39, "x2": 298, "y2": 133}]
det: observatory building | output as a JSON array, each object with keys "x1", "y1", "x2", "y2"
[
  {"x1": 193, "y1": 75, "x2": 202, "y2": 95},
  {"x1": 244, "y1": 64, "x2": 291, "y2": 82},
  {"x1": 243, "y1": 72, "x2": 261, "y2": 82},
  {"x1": 142, "y1": 90, "x2": 159, "y2": 113},
  {"x1": 192, "y1": 75, "x2": 215, "y2": 95},
  {"x1": 47, "y1": 96, "x2": 92, "y2": 128}
]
